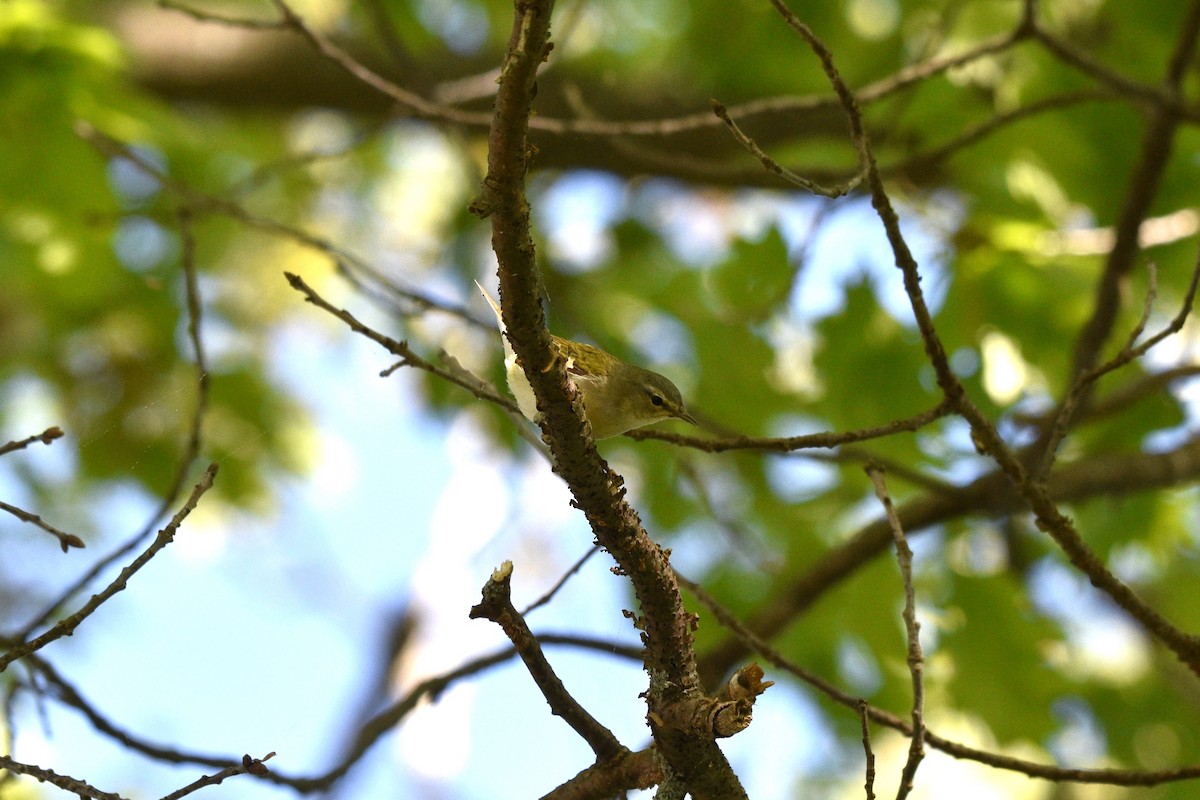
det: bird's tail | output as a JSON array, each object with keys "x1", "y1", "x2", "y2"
[{"x1": 474, "y1": 280, "x2": 504, "y2": 329}]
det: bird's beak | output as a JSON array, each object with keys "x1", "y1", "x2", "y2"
[{"x1": 676, "y1": 410, "x2": 699, "y2": 427}]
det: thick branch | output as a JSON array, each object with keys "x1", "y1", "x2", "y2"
[{"x1": 470, "y1": 2, "x2": 747, "y2": 796}]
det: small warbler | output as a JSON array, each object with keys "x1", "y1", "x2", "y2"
[{"x1": 476, "y1": 281, "x2": 697, "y2": 439}]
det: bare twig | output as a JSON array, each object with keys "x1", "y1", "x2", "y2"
[
  {"x1": 27, "y1": 635, "x2": 636, "y2": 792},
  {"x1": 522, "y1": 545, "x2": 602, "y2": 616},
  {"x1": 332, "y1": 260, "x2": 491, "y2": 331},
  {"x1": 0, "y1": 501, "x2": 85, "y2": 552},
  {"x1": 0, "y1": 464, "x2": 218, "y2": 673},
  {"x1": 859, "y1": 699, "x2": 877, "y2": 800},
  {"x1": 866, "y1": 466, "x2": 925, "y2": 800},
  {"x1": 1009, "y1": 364, "x2": 1200, "y2": 431},
  {"x1": 1080, "y1": 252, "x2": 1200, "y2": 386},
  {"x1": 158, "y1": 0, "x2": 284, "y2": 29},
  {"x1": 886, "y1": 90, "x2": 1114, "y2": 176},
  {"x1": 0, "y1": 427, "x2": 64, "y2": 457},
  {"x1": 75, "y1": 123, "x2": 485, "y2": 331},
  {"x1": 268, "y1": 0, "x2": 492, "y2": 127},
  {"x1": 1044, "y1": 0, "x2": 1200, "y2": 444},
  {"x1": 177, "y1": 208, "x2": 211, "y2": 484},
  {"x1": 1033, "y1": 254, "x2": 1199, "y2": 480},
  {"x1": 627, "y1": 399, "x2": 953, "y2": 452},
  {"x1": 295, "y1": 635, "x2": 639, "y2": 791},
  {"x1": 157, "y1": 753, "x2": 275, "y2": 800},
  {"x1": 284, "y1": 271, "x2": 519, "y2": 414},
  {"x1": 1030, "y1": 23, "x2": 1186, "y2": 112},
  {"x1": 1125, "y1": 261, "x2": 1160, "y2": 350},
  {"x1": 820, "y1": 447, "x2": 959, "y2": 496},
  {"x1": 21, "y1": 653, "x2": 243, "y2": 770},
  {"x1": 677, "y1": 459, "x2": 769, "y2": 566},
  {"x1": 712, "y1": 100, "x2": 863, "y2": 196},
  {"x1": 18, "y1": 210, "x2": 214, "y2": 637},
  {"x1": 0, "y1": 755, "x2": 126, "y2": 800}
]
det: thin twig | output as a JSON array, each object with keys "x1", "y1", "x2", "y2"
[
  {"x1": 158, "y1": 0, "x2": 285, "y2": 29},
  {"x1": 21, "y1": 652, "x2": 242, "y2": 770},
  {"x1": 677, "y1": 570, "x2": 1200, "y2": 786},
  {"x1": 0, "y1": 427, "x2": 64, "y2": 457},
  {"x1": 157, "y1": 753, "x2": 275, "y2": 800},
  {"x1": 1030, "y1": 24, "x2": 1185, "y2": 112},
  {"x1": 820, "y1": 447, "x2": 959, "y2": 496},
  {"x1": 697, "y1": 429, "x2": 1200, "y2": 685},
  {"x1": 26, "y1": 634, "x2": 636, "y2": 792},
  {"x1": 1041, "y1": 0, "x2": 1200, "y2": 469},
  {"x1": 284, "y1": 271, "x2": 520, "y2": 414},
  {"x1": 269, "y1": 0, "x2": 491, "y2": 127},
  {"x1": 0, "y1": 756, "x2": 126, "y2": 800},
  {"x1": 677, "y1": 459, "x2": 771, "y2": 567},
  {"x1": 0, "y1": 501, "x2": 85, "y2": 552},
  {"x1": 627, "y1": 399, "x2": 953, "y2": 452},
  {"x1": 522, "y1": 545, "x2": 602, "y2": 615},
  {"x1": 74, "y1": 122, "x2": 485, "y2": 331},
  {"x1": 171, "y1": 0, "x2": 1034, "y2": 141},
  {"x1": 1124, "y1": 261, "x2": 1158, "y2": 350},
  {"x1": 866, "y1": 466, "x2": 925, "y2": 800},
  {"x1": 17, "y1": 209, "x2": 215, "y2": 637},
  {"x1": 1035, "y1": 249, "x2": 1200, "y2": 480},
  {"x1": 0, "y1": 464, "x2": 218, "y2": 673},
  {"x1": 885, "y1": 90, "x2": 1114, "y2": 176},
  {"x1": 859, "y1": 699, "x2": 877, "y2": 800},
  {"x1": 712, "y1": 100, "x2": 863, "y2": 196},
  {"x1": 1082, "y1": 253, "x2": 1200, "y2": 387}
]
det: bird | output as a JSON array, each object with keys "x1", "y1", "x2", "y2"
[{"x1": 476, "y1": 281, "x2": 697, "y2": 439}]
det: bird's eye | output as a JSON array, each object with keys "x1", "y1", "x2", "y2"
[{"x1": 649, "y1": 393, "x2": 665, "y2": 407}]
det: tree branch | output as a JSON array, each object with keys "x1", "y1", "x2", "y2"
[
  {"x1": 0, "y1": 501, "x2": 85, "y2": 553},
  {"x1": 157, "y1": 753, "x2": 275, "y2": 800},
  {"x1": 767, "y1": 0, "x2": 1200, "y2": 679},
  {"x1": 698, "y1": 429, "x2": 1200, "y2": 686},
  {"x1": 867, "y1": 467, "x2": 925, "y2": 800},
  {"x1": 679, "y1": 572, "x2": 1200, "y2": 788},
  {"x1": 1033, "y1": 0, "x2": 1200, "y2": 477},
  {"x1": 468, "y1": 1, "x2": 751, "y2": 795},
  {"x1": 0, "y1": 427, "x2": 64, "y2": 457},
  {"x1": 17, "y1": 201, "x2": 214, "y2": 639},
  {"x1": 0, "y1": 756, "x2": 126, "y2": 800},
  {"x1": 470, "y1": 561, "x2": 625, "y2": 761},
  {"x1": 0, "y1": 464, "x2": 218, "y2": 673}
]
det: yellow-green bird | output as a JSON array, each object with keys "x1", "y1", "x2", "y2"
[{"x1": 477, "y1": 282, "x2": 697, "y2": 439}]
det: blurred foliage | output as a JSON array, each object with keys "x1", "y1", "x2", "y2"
[{"x1": 5, "y1": 0, "x2": 1200, "y2": 796}]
